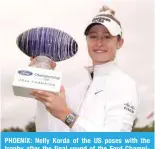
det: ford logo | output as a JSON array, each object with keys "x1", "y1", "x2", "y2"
[{"x1": 18, "y1": 70, "x2": 33, "y2": 76}]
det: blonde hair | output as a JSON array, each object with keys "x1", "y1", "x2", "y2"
[
  {"x1": 99, "y1": 5, "x2": 115, "y2": 16},
  {"x1": 99, "y1": 5, "x2": 121, "y2": 27}
]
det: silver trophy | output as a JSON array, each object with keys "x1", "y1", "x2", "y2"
[
  {"x1": 13, "y1": 27, "x2": 78, "y2": 96},
  {"x1": 12, "y1": 27, "x2": 78, "y2": 131}
]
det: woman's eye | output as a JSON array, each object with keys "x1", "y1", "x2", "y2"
[
  {"x1": 105, "y1": 36, "x2": 110, "y2": 39},
  {"x1": 90, "y1": 36, "x2": 97, "y2": 39}
]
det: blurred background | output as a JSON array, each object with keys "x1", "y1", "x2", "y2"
[{"x1": 0, "y1": 0, "x2": 154, "y2": 132}]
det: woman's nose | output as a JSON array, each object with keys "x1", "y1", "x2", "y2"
[{"x1": 96, "y1": 38, "x2": 105, "y2": 46}]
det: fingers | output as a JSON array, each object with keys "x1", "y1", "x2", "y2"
[
  {"x1": 33, "y1": 92, "x2": 52, "y2": 107},
  {"x1": 35, "y1": 94, "x2": 49, "y2": 102},
  {"x1": 59, "y1": 86, "x2": 66, "y2": 99},
  {"x1": 30, "y1": 90, "x2": 56, "y2": 104},
  {"x1": 30, "y1": 57, "x2": 35, "y2": 61},
  {"x1": 28, "y1": 61, "x2": 34, "y2": 66},
  {"x1": 35, "y1": 95, "x2": 52, "y2": 110},
  {"x1": 44, "y1": 102, "x2": 52, "y2": 110},
  {"x1": 50, "y1": 61, "x2": 56, "y2": 69},
  {"x1": 31, "y1": 90, "x2": 54, "y2": 97},
  {"x1": 35, "y1": 95, "x2": 51, "y2": 105},
  {"x1": 35, "y1": 95, "x2": 46, "y2": 103},
  {"x1": 29, "y1": 57, "x2": 36, "y2": 66},
  {"x1": 29, "y1": 57, "x2": 56, "y2": 69},
  {"x1": 60, "y1": 85, "x2": 65, "y2": 92}
]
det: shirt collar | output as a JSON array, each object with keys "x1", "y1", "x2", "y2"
[{"x1": 84, "y1": 61, "x2": 117, "y2": 78}]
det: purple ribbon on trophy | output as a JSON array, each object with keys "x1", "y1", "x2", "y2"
[{"x1": 16, "y1": 27, "x2": 78, "y2": 63}]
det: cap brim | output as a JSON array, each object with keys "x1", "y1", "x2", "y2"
[
  {"x1": 84, "y1": 23, "x2": 101, "y2": 35},
  {"x1": 84, "y1": 19, "x2": 122, "y2": 36}
]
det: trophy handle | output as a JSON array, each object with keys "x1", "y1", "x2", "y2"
[{"x1": 30, "y1": 55, "x2": 54, "y2": 69}]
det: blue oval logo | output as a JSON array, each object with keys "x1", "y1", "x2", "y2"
[{"x1": 18, "y1": 70, "x2": 33, "y2": 76}]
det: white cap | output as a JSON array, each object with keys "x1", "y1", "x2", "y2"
[{"x1": 84, "y1": 14, "x2": 122, "y2": 37}]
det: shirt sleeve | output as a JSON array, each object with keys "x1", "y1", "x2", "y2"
[{"x1": 71, "y1": 79, "x2": 140, "y2": 132}]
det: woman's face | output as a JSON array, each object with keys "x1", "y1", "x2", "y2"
[{"x1": 86, "y1": 24, "x2": 124, "y2": 65}]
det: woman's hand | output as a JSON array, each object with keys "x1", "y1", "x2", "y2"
[
  {"x1": 29, "y1": 57, "x2": 56, "y2": 69},
  {"x1": 29, "y1": 57, "x2": 72, "y2": 122},
  {"x1": 30, "y1": 86, "x2": 72, "y2": 122}
]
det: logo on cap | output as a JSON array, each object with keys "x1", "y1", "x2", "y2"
[{"x1": 92, "y1": 16, "x2": 111, "y2": 24}]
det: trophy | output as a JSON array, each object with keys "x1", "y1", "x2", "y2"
[
  {"x1": 12, "y1": 27, "x2": 78, "y2": 98},
  {"x1": 12, "y1": 27, "x2": 78, "y2": 131}
]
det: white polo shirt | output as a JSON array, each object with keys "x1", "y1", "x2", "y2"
[{"x1": 35, "y1": 61, "x2": 139, "y2": 132}]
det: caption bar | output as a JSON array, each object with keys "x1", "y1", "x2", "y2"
[{"x1": 1, "y1": 132, "x2": 154, "y2": 149}]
